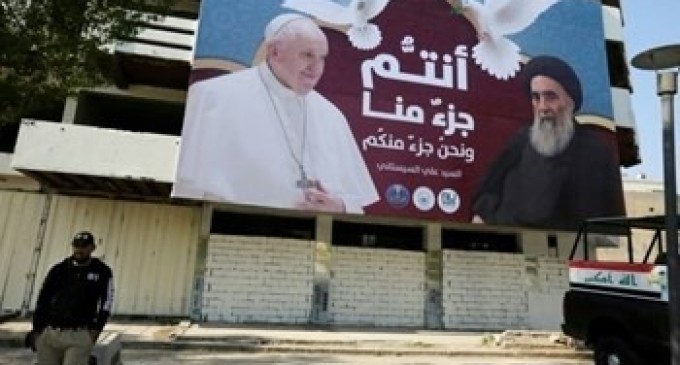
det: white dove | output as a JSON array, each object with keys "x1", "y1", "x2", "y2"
[
  {"x1": 457, "y1": 0, "x2": 559, "y2": 80},
  {"x1": 282, "y1": 0, "x2": 390, "y2": 50}
]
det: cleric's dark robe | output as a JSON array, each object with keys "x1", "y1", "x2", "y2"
[{"x1": 472, "y1": 123, "x2": 625, "y2": 230}]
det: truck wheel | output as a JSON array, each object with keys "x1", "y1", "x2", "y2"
[{"x1": 594, "y1": 336, "x2": 641, "y2": 365}]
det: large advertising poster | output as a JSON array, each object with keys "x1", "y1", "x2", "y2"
[{"x1": 173, "y1": 0, "x2": 625, "y2": 231}]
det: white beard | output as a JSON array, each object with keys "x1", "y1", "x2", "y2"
[{"x1": 529, "y1": 114, "x2": 575, "y2": 157}]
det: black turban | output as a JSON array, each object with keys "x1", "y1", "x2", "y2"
[{"x1": 523, "y1": 55, "x2": 582, "y2": 112}]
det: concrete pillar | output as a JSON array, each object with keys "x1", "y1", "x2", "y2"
[
  {"x1": 189, "y1": 203, "x2": 213, "y2": 321},
  {"x1": 310, "y1": 214, "x2": 332, "y2": 324},
  {"x1": 61, "y1": 97, "x2": 78, "y2": 124},
  {"x1": 424, "y1": 223, "x2": 443, "y2": 329}
]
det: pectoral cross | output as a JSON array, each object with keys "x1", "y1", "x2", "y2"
[{"x1": 296, "y1": 167, "x2": 316, "y2": 189}]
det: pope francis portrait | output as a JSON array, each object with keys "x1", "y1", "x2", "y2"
[{"x1": 173, "y1": 13, "x2": 379, "y2": 214}]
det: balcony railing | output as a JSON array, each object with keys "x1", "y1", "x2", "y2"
[
  {"x1": 112, "y1": 14, "x2": 197, "y2": 62},
  {"x1": 12, "y1": 120, "x2": 179, "y2": 188}
]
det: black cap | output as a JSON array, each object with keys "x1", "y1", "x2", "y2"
[
  {"x1": 72, "y1": 231, "x2": 95, "y2": 246},
  {"x1": 523, "y1": 55, "x2": 582, "y2": 112}
]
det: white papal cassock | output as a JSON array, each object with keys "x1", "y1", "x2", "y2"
[{"x1": 173, "y1": 63, "x2": 379, "y2": 213}]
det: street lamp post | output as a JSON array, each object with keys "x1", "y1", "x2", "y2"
[{"x1": 632, "y1": 44, "x2": 680, "y2": 365}]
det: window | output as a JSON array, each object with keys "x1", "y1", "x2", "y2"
[
  {"x1": 442, "y1": 229, "x2": 519, "y2": 253},
  {"x1": 601, "y1": 0, "x2": 620, "y2": 8},
  {"x1": 75, "y1": 91, "x2": 185, "y2": 136},
  {"x1": 606, "y1": 40, "x2": 631, "y2": 90},
  {"x1": 210, "y1": 211, "x2": 316, "y2": 240},
  {"x1": 0, "y1": 123, "x2": 19, "y2": 153},
  {"x1": 547, "y1": 234, "x2": 559, "y2": 257},
  {"x1": 332, "y1": 221, "x2": 423, "y2": 251}
]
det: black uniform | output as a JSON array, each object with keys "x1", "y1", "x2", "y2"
[
  {"x1": 472, "y1": 124, "x2": 625, "y2": 231},
  {"x1": 33, "y1": 257, "x2": 114, "y2": 332}
]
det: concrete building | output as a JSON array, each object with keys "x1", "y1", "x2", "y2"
[
  {"x1": 595, "y1": 176, "x2": 672, "y2": 263},
  {"x1": 0, "y1": 1, "x2": 642, "y2": 331}
]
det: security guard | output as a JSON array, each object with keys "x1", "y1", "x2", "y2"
[{"x1": 27, "y1": 231, "x2": 114, "y2": 365}]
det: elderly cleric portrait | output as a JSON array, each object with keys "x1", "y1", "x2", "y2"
[
  {"x1": 471, "y1": 55, "x2": 625, "y2": 230},
  {"x1": 173, "y1": 14, "x2": 379, "y2": 214}
]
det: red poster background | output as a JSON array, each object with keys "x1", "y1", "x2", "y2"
[{"x1": 316, "y1": 0, "x2": 533, "y2": 221}]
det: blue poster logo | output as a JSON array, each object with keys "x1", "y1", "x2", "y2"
[{"x1": 385, "y1": 184, "x2": 410, "y2": 208}]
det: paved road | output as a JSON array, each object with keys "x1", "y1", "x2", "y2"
[{"x1": 0, "y1": 348, "x2": 590, "y2": 365}]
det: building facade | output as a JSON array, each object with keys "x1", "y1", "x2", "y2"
[{"x1": 0, "y1": 1, "x2": 641, "y2": 331}]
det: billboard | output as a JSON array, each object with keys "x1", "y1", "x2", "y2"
[{"x1": 173, "y1": 0, "x2": 625, "y2": 230}]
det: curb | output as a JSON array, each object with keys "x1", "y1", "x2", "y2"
[
  {"x1": 0, "y1": 336, "x2": 592, "y2": 360},
  {"x1": 126, "y1": 341, "x2": 593, "y2": 359}
]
